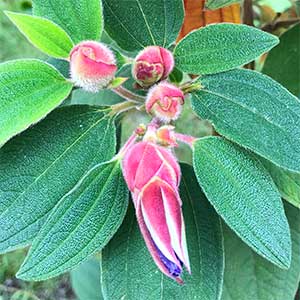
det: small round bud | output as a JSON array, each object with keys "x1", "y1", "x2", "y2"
[
  {"x1": 132, "y1": 46, "x2": 174, "y2": 88},
  {"x1": 156, "y1": 125, "x2": 178, "y2": 147},
  {"x1": 70, "y1": 41, "x2": 117, "y2": 92},
  {"x1": 145, "y1": 82, "x2": 185, "y2": 122}
]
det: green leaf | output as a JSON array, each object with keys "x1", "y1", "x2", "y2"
[
  {"x1": 0, "y1": 106, "x2": 116, "y2": 254},
  {"x1": 222, "y1": 202, "x2": 300, "y2": 300},
  {"x1": 71, "y1": 258, "x2": 103, "y2": 300},
  {"x1": 5, "y1": 11, "x2": 74, "y2": 59},
  {"x1": 169, "y1": 67, "x2": 183, "y2": 84},
  {"x1": 193, "y1": 137, "x2": 291, "y2": 269},
  {"x1": 260, "y1": 159, "x2": 300, "y2": 209},
  {"x1": 101, "y1": 164, "x2": 224, "y2": 300},
  {"x1": 32, "y1": 0, "x2": 103, "y2": 43},
  {"x1": 191, "y1": 68, "x2": 300, "y2": 173},
  {"x1": 103, "y1": 0, "x2": 184, "y2": 51},
  {"x1": 0, "y1": 59, "x2": 73, "y2": 146},
  {"x1": 263, "y1": 24, "x2": 300, "y2": 96},
  {"x1": 47, "y1": 57, "x2": 70, "y2": 79},
  {"x1": 174, "y1": 24, "x2": 278, "y2": 75},
  {"x1": 17, "y1": 159, "x2": 128, "y2": 281},
  {"x1": 205, "y1": 0, "x2": 240, "y2": 10}
]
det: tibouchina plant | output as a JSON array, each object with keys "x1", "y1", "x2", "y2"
[{"x1": 1, "y1": 0, "x2": 300, "y2": 299}]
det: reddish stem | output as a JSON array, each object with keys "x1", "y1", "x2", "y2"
[{"x1": 174, "y1": 133, "x2": 197, "y2": 148}]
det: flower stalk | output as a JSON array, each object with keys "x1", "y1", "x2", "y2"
[{"x1": 112, "y1": 85, "x2": 146, "y2": 104}]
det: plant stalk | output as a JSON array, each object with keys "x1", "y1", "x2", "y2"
[{"x1": 112, "y1": 85, "x2": 145, "y2": 104}]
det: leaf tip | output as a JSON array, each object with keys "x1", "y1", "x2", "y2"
[{"x1": 3, "y1": 10, "x2": 14, "y2": 19}]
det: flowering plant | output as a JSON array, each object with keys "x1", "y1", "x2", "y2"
[{"x1": 0, "y1": 0, "x2": 300, "y2": 299}]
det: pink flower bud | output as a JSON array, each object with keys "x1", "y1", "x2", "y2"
[
  {"x1": 156, "y1": 125, "x2": 178, "y2": 147},
  {"x1": 70, "y1": 41, "x2": 117, "y2": 92},
  {"x1": 146, "y1": 82, "x2": 185, "y2": 122},
  {"x1": 132, "y1": 46, "x2": 174, "y2": 87},
  {"x1": 122, "y1": 141, "x2": 190, "y2": 283}
]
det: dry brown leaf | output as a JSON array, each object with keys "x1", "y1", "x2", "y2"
[{"x1": 178, "y1": 0, "x2": 241, "y2": 40}]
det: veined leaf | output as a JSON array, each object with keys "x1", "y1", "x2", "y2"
[
  {"x1": 71, "y1": 258, "x2": 103, "y2": 300},
  {"x1": 0, "y1": 106, "x2": 115, "y2": 253},
  {"x1": 222, "y1": 202, "x2": 300, "y2": 300},
  {"x1": 193, "y1": 137, "x2": 291, "y2": 269},
  {"x1": 32, "y1": 0, "x2": 103, "y2": 43},
  {"x1": 191, "y1": 68, "x2": 300, "y2": 173},
  {"x1": 263, "y1": 24, "x2": 300, "y2": 96},
  {"x1": 174, "y1": 23, "x2": 278, "y2": 75},
  {"x1": 103, "y1": 0, "x2": 184, "y2": 51},
  {"x1": 5, "y1": 11, "x2": 74, "y2": 59},
  {"x1": 205, "y1": 0, "x2": 241, "y2": 10},
  {"x1": 261, "y1": 159, "x2": 300, "y2": 209},
  {"x1": 101, "y1": 164, "x2": 224, "y2": 300},
  {"x1": 0, "y1": 59, "x2": 73, "y2": 146},
  {"x1": 17, "y1": 160, "x2": 128, "y2": 280}
]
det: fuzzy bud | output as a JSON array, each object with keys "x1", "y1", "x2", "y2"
[
  {"x1": 132, "y1": 46, "x2": 174, "y2": 88},
  {"x1": 146, "y1": 82, "x2": 185, "y2": 122},
  {"x1": 156, "y1": 126, "x2": 178, "y2": 147},
  {"x1": 70, "y1": 41, "x2": 117, "y2": 92},
  {"x1": 122, "y1": 141, "x2": 190, "y2": 282}
]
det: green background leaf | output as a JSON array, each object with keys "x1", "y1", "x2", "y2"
[
  {"x1": 191, "y1": 69, "x2": 300, "y2": 173},
  {"x1": 222, "y1": 202, "x2": 300, "y2": 300},
  {"x1": 5, "y1": 11, "x2": 74, "y2": 59},
  {"x1": 205, "y1": 0, "x2": 241, "y2": 10},
  {"x1": 103, "y1": 0, "x2": 184, "y2": 51},
  {"x1": 193, "y1": 137, "x2": 291, "y2": 269},
  {"x1": 263, "y1": 24, "x2": 300, "y2": 97},
  {"x1": 17, "y1": 160, "x2": 128, "y2": 280},
  {"x1": 0, "y1": 59, "x2": 72, "y2": 146},
  {"x1": 101, "y1": 164, "x2": 224, "y2": 300},
  {"x1": 47, "y1": 57, "x2": 70, "y2": 79},
  {"x1": 174, "y1": 24, "x2": 278, "y2": 75},
  {"x1": 71, "y1": 258, "x2": 103, "y2": 300},
  {"x1": 0, "y1": 106, "x2": 115, "y2": 254},
  {"x1": 261, "y1": 159, "x2": 300, "y2": 208},
  {"x1": 32, "y1": 0, "x2": 103, "y2": 43}
]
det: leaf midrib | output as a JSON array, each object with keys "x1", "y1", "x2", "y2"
[
  {"x1": 0, "y1": 113, "x2": 109, "y2": 219},
  {"x1": 0, "y1": 115, "x2": 112, "y2": 245},
  {"x1": 20, "y1": 162, "x2": 122, "y2": 277},
  {"x1": 194, "y1": 141, "x2": 289, "y2": 266},
  {"x1": 102, "y1": 0, "x2": 145, "y2": 49}
]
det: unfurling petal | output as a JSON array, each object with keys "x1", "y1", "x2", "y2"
[
  {"x1": 122, "y1": 142, "x2": 180, "y2": 191},
  {"x1": 145, "y1": 82, "x2": 185, "y2": 122},
  {"x1": 132, "y1": 46, "x2": 174, "y2": 87},
  {"x1": 121, "y1": 140, "x2": 190, "y2": 283}
]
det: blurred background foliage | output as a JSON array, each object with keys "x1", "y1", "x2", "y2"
[
  {"x1": 0, "y1": 0, "x2": 299, "y2": 299},
  {"x1": 0, "y1": 0, "x2": 44, "y2": 61}
]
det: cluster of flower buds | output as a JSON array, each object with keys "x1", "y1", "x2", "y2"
[
  {"x1": 122, "y1": 126, "x2": 190, "y2": 283},
  {"x1": 69, "y1": 41, "x2": 185, "y2": 122},
  {"x1": 70, "y1": 40, "x2": 191, "y2": 282}
]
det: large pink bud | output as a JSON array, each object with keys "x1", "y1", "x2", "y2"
[
  {"x1": 132, "y1": 46, "x2": 174, "y2": 88},
  {"x1": 70, "y1": 41, "x2": 117, "y2": 92},
  {"x1": 122, "y1": 141, "x2": 190, "y2": 283},
  {"x1": 146, "y1": 82, "x2": 185, "y2": 122}
]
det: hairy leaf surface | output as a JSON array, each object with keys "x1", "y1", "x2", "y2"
[{"x1": 193, "y1": 137, "x2": 291, "y2": 269}]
